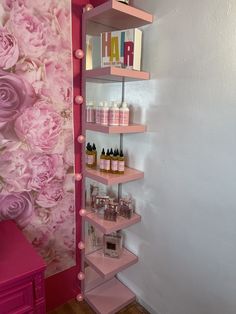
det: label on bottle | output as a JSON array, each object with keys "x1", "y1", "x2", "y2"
[
  {"x1": 95, "y1": 109, "x2": 100, "y2": 124},
  {"x1": 87, "y1": 154, "x2": 94, "y2": 165},
  {"x1": 119, "y1": 110, "x2": 129, "y2": 126},
  {"x1": 111, "y1": 160, "x2": 118, "y2": 172},
  {"x1": 109, "y1": 109, "x2": 119, "y2": 126},
  {"x1": 104, "y1": 159, "x2": 110, "y2": 171},
  {"x1": 118, "y1": 161, "x2": 125, "y2": 172},
  {"x1": 100, "y1": 110, "x2": 109, "y2": 126},
  {"x1": 100, "y1": 158, "x2": 105, "y2": 170}
]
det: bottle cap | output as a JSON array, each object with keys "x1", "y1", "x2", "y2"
[
  {"x1": 106, "y1": 149, "x2": 110, "y2": 156},
  {"x1": 103, "y1": 101, "x2": 109, "y2": 107},
  {"x1": 121, "y1": 101, "x2": 128, "y2": 108},
  {"x1": 88, "y1": 101, "x2": 94, "y2": 107},
  {"x1": 110, "y1": 148, "x2": 114, "y2": 155},
  {"x1": 102, "y1": 148, "x2": 105, "y2": 154},
  {"x1": 92, "y1": 143, "x2": 96, "y2": 150},
  {"x1": 120, "y1": 150, "x2": 124, "y2": 157},
  {"x1": 99, "y1": 101, "x2": 104, "y2": 107}
]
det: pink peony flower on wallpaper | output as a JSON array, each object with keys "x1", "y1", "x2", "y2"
[
  {"x1": 2, "y1": 0, "x2": 25, "y2": 11},
  {"x1": 0, "y1": 149, "x2": 30, "y2": 191},
  {"x1": 15, "y1": 58, "x2": 43, "y2": 84},
  {"x1": 14, "y1": 101, "x2": 62, "y2": 152},
  {"x1": 0, "y1": 70, "x2": 36, "y2": 123},
  {"x1": 36, "y1": 180, "x2": 64, "y2": 208},
  {"x1": 27, "y1": 154, "x2": 65, "y2": 191},
  {"x1": 8, "y1": 6, "x2": 49, "y2": 58},
  {"x1": 0, "y1": 28, "x2": 19, "y2": 69},
  {"x1": 0, "y1": 191, "x2": 34, "y2": 228}
]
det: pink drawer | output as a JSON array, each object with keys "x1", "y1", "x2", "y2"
[{"x1": 0, "y1": 282, "x2": 34, "y2": 314}]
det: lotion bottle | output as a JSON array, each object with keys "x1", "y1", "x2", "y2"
[
  {"x1": 100, "y1": 101, "x2": 109, "y2": 126},
  {"x1": 109, "y1": 102, "x2": 120, "y2": 126},
  {"x1": 119, "y1": 101, "x2": 129, "y2": 126}
]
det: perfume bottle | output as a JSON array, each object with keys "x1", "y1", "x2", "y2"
[
  {"x1": 104, "y1": 203, "x2": 118, "y2": 222},
  {"x1": 103, "y1": 231, "x2": 123, "y2": 258}
]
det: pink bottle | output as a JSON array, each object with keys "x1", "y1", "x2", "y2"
[
  {"x1": 86, "y1": 101, "x2": 95, "y2": 123},
  {"x1": 119, "y1": 101, "x2": 129, "y2": 126},
  {"x1": 109, "y1": 102, "x2": 120, "y2": 126},
  {"x1": 100, "y1": 101, "x2": 109, "y2": 126}
]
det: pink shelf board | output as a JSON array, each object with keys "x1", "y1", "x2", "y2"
[
  {"x1": 84, "y1": 0, "x2": 153, "y2": 35},
  {"x1": 85, "y1": 248, "x2": 138, "y2": 280},
  {"x1": 85, "y1": 167, "x2": 144, "y2": 185},
  {"x1": 85, "y1": 67, "x2": 150, "y2": 83},
  {"x1": 85, "y1": 277, "x2": 136, "y2": 314},
  {"x1": 84, "y1": 211, "x2": 141, "y2": 234},
  {"x1": 85, "y1": 123, "x2": 146, "y2": 134}
]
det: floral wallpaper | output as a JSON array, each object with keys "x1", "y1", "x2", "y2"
[{"x1": 0, "y1": 0, "x2": 75, "y2": 277}]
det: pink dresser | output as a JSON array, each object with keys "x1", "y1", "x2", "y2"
[{"x1": 0, "y1": 220, "x2": 46, "y2": 314}]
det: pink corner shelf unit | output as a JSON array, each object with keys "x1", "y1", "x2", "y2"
[{"x1": 81, "y1": 1, "x2": 153, "y2": 313}]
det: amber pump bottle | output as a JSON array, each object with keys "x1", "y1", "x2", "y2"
[
  {"x1": 92, "y1": 143, "x2": 97, "y2": 168},
  {"x1": 111, "y1": 149, "x2": 118, "y2": 174},
  {"x1": 118, "y1": 149, "x2": 125, "y2": 174},
  {"x1": 104, "y1": 149, "x2": 111, "y2": 173},
  {"x1": 100, "y1": 148, "x2": 106, "y2": 172},
  {"x1": 86, "y1": 143, "x2": 95, "y2": 168}
]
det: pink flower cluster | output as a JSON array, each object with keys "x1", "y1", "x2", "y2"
[{"x1": 0, "y1": 0, "x2": 75, "y2": 277}]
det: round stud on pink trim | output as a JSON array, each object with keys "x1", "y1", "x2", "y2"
[
  {"x1": 75, "y1": 95, "x2": 84, "y2": 105},
  {"x1": 75, "y1": 173, "x2": 82, "y2": 181},
  {"x1": 77, "y1": 135, "x2": 85, "y2": 143},
  {"x1": 75, "y1": 49, "x2": 84, "y2": 59},
  {"x1": 79, "y1": 209, "x2": 87, "y2": 216},
  {"x1": 78, "y1": 272, "x2": 85, "y2": 281},
  {"x1": 76, "y1": 294, "x2": 83, "y2": 302},
  {"x1": 83, "y1": 3, "x2": 94, "y2": 12},
  {"x1": 78, "y1": 241, "x2": 85, "y2": 250}
]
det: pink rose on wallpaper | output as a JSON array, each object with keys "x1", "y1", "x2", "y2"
[
  {"x1": 0, "y1": 70, "x2": 36, "y2": 123},
  {"x1": 0, "y1": 191, "x2": 34, "y2": 228},
  {"x1": 14, "y1": 101, "x2": 62, "y2": 152},
  {"x1": 27, "y1": 154, "x2": 65, "y2": 191},
  {"x1": 15, "y1": 58, "x2": 43, "y2": 84},
  {"x1": 36, "y1": 180, "x2": 64, "y2": 208},
  {"x1": 8, "y1": 6, "x2": 49, "y2": 58},
  {"x1": 0, "y1": 28, "x2": 19, "y2": 69},
  {"x1": 0, "y1": 149, "x2": 30, "y2": 191}
]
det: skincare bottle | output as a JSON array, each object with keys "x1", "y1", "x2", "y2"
[
  {"x1": 92, "y1": 143, "x2": 97, "y2": 167},
  {"x1": 118, "y1": 149, "x2": 125, "y2": 174},
  {"x1": 99, "y1": 148, "x2": 106, "y2": 172},
  {"x1": 86, "y1": 101, "x2": 95, "y2": 123},
  {"x1": 119, "y1": 101, "x2": 129, "y2": 126},
  {"x1": 100, "y1": 101, "x2": 109, "y2": 126},
  {"x1": 111, "y1": 149, "x2": 118, "y2": 174},
  {"x1": 95, "y1": 101, "x2": 103, "y2": 124},
  {"x1": 104, "y1": 149, "x2": 111, "y2": 173},
  {"x1": 109, "y1": 102, "x2": 120, "y2": 126},
  {"x1": 86, "y1": 143, "x2": 94, "y2": 168}
]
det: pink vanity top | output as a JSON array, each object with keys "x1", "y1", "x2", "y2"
[{"x1": 0, "y1": 220, "x2": 46, "y2": 288}]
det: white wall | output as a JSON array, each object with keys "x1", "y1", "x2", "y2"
[{"x1": 87, "y1": 0, "x2": 236, "y2": 313}]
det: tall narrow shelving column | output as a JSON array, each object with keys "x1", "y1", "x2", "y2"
[{"x1": 80, "y1": 1, "x2": 153, "y2": 313}]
